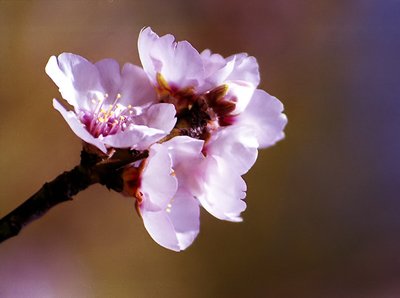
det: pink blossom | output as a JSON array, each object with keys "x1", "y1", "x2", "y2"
[
  {"x1": 126, "y1": 136, "x2": 204, "y2": 251},
  {"x1": 195, "y1": 90, "x2": 287, "y2": 221},
  {"x1": 138, "y1": 27, "x2": 258, "y2": 114},
  {"x1": 136, "y1": 28, "x2": 287, "y2": 222},
  {"x1": 45, "y1": 31, "x2": 287, "y2": 251},
  {"x1": 45, "y1": 53, "x2": 177, "y2": 153}
]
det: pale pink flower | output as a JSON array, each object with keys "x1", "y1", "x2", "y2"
[
  {"x1": 45, "y1": 53, "x2": 177, "y2": 153},
  {"x1": 138, "y1": 27, "x2": 258, "y2": 114},
  {"x1": 129, "y1": 136, "x2": 204, "y2": 251},
  {"x1": 205, "y1": 89, "x2": 287, "y2": 174},
  {"x1": 197, "y1": 89, "x2": 287, "y2": 221},
  {"x1": 136, "y1": 28, "x2": 287, "y2": 222}
]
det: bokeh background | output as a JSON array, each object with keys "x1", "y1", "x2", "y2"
[{"x1": 1, "y1": 0, "x2": 400, "y2": 297}]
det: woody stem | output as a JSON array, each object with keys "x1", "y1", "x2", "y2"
[{"x1": 0, "y1": 149, "x2": 148, "y2": 244}]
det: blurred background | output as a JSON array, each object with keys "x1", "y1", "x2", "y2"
[{"x1": 1, "y1": 0, "x2": 400, "y2": 297}]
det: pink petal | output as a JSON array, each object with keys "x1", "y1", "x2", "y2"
[
  {"x1": 140, "y1": 189, "x2": 200, "y2": 252},
  {"x1": 199, "y1": 50, "x2": 260, "y2": 92},
  {"x1": 101, "y1": 125, "x2": 167, "y2": 150},
  {"x1": 138, "y1": 27, "x2": 164, "y2": 84},
  {"x1": 138, "y1": 27, "x2": 204, "y2": 88},
  {"x1": 166, "y1": 189, "x2": 200, "y2": 250},
  {"x1": 225, "y1": 80, "x2": 256, "y2": 114},
  {"x1": 200, "y1": 49, "x2": 227, "y2": 78},
  {"x1": 138, "y1": 142, "x2": 201, "y2": 251},
  {"x1": 200, "y1": 60, "x2": 235, "y2": 93},
  {"x1": 119, "y1": 63, "x2": 158, "y2": 107},
  {"x1": 95, "y1": 58, "x2": 122, "y2": 103},
  {"x1": 141, "y1": 211, "x2": 181, "y2": 251},
  {"x1": 53, "y1": 99, "x2": 107, "y2": 153},
  {"x1": 196, "y1": 156, "x2": 247, "y2": 222},
  {"x1": 238, "y1": 89, "x2": 287, "y2": 148},
  {"x1": 225, "y1": 53, "x2": 260, "y2": 87},
  {"x1": 163, "y1": 136, "x2": 204, "y2": 166},
  {"x1": 162, "y1": 136, "x2": 205, "y2": 194},
  {"x1": 200, "y1": 49, "x2": 234, "y2": 90},
  {"x1": 102, "y1": 103, "x2": 176, "y2": 150},
  {"x1": 141, "y1": 144, "x2": 178, "y2": 209},
  {"x1": 45, "y1": 53, "x2": 104, "y2": 111},
  {"x1": 135, "y1": 103, "x2": 177, "y2": 133},
  {"x1": 206, "y1": 126, "x2": 258, "y2": 175}
]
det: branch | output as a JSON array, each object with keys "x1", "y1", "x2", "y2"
[{"x1": 0, "y1": 149, "x2": 148, "y2": 244}]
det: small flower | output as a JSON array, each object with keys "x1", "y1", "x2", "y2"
[
  {"x1": 124, "y1": 136, "x2": 204, "y2": 251},
  {"x1": 195, "y1": 90, "x2": 287, "y2": 221},
  {"x1": 136, "y1": 28, "x2": 287, "y2": 221},
  {"x1": 138, "y1": 27, "x2": 258, "y2": 115},
  {"x1": 44, "y1": 30, "x2": 287, "y2": 252},
  {"x1": 46, "y1": 53, "x2": 177, "y2": 153}
]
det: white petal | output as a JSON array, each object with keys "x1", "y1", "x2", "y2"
[
  {"x1": 139, "y1": 145, "x2": 200, "y2": 251},
  {"x1": 163, "y1": 136, "x2": 204, "y2": 166},
  {"x1": 199, "y1": 50, "x2": 231, "y2": 88},
  {"x1": 206, "y1": 126, "x2": 258, "y2": 175},
  {"x1": 101, "y1": 125, "x2": 167, "y2": 150},
  {"x1": 141, "y1": 144, "x2": 178, "y2": 209},
  {"x1": 119, "y1": 63, "x2": 158, "y2": 107},
  {"x1": 163, "y1": 136, "x2": 205, "y2": 194},
  {"x1": 225, "y1": 80, "x2": 256, "y2": 114},
  {"x1": 196, "y1": 156, "x2": 247, "y2": 222},
  {"x1": 199, "y1": 50, "x2": 260, "y2": 92},
  {"x1": 167, "y1": 189, "x2": 200, "y2": 250},
  {"x1": 225, "y1": 53, "x2": 260, "y2": 87},
  {"x1": 140, "y1": 188, "x2": 200, "y2": 251},
  {"x1": 141, "y1": 210, "x2": 181, "y2": 251},
  {"x1": 201, "y1": 49, "x2": 227, "y2": 78},
  {"x1": 53, "y1": 99, "x2": 107, "y2": 153},
  {"x1": 138, "y1": 27, "x2": 163, "y2": 84},
  {"x1": 135, "y1": 103, "x2": 177, "y2": 133},
  {"x1": 138, "y1": 27, "x2": 204, "y2": 88},
  {"x1": 46, "y1": 53, "x2": 104, "y2": 111},
  {"x1": 238, "y1": 89, "x2": 287, "y2": 148},
  {"x1": 95, "y1": 58, "x2": 122, "y2": 103}
]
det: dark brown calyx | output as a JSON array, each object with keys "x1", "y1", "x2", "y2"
[
  {"x1": 205, "y1": 84, "x2": 237, "y2": 127},
  {"x1": 155, "y1": 74, "x2": 237, "y2": 141}
]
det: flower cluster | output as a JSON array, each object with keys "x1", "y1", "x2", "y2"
[{"x1": 46, "y1": 27, "x2": 287, "y2": 251}]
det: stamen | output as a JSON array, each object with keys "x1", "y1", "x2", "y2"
[
  {"x1": 156, "y1": 73, "x2": 170, "y2": 93},
  {"x1": 81, "y1": 92, "x2": 135, "y2": 138},
  {"x1": 166, "y1": 203, "x2": 172, "y2": 213},
  {"x1": 110, "y1": 93, "x2": 122, "y2": 107},
  {"x1": 94, "y1": 96, "x2": 105, "y2": 113},
  {"x1": 165, "y1": 197, "x2": 175, "y2": 213}
]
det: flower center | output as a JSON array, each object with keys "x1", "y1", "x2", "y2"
[
  {"x1": 80, "y1": 93, "x2": 136, "y2": 138},
  {"x1": 155, "y1": 74, "x2": 237, "y2": 141}
]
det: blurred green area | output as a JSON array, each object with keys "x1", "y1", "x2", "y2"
[{"x1": 1, "y1": 0, "x2": 400, "y2": 297}]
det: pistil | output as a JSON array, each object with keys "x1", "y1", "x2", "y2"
[{"x1": 81, "y1": 93, "x2": 135, "y2": 138}]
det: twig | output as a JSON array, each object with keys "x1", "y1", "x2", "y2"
[{"x1": 0, "y1": 149, "x2": 148, "y2": 244}]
